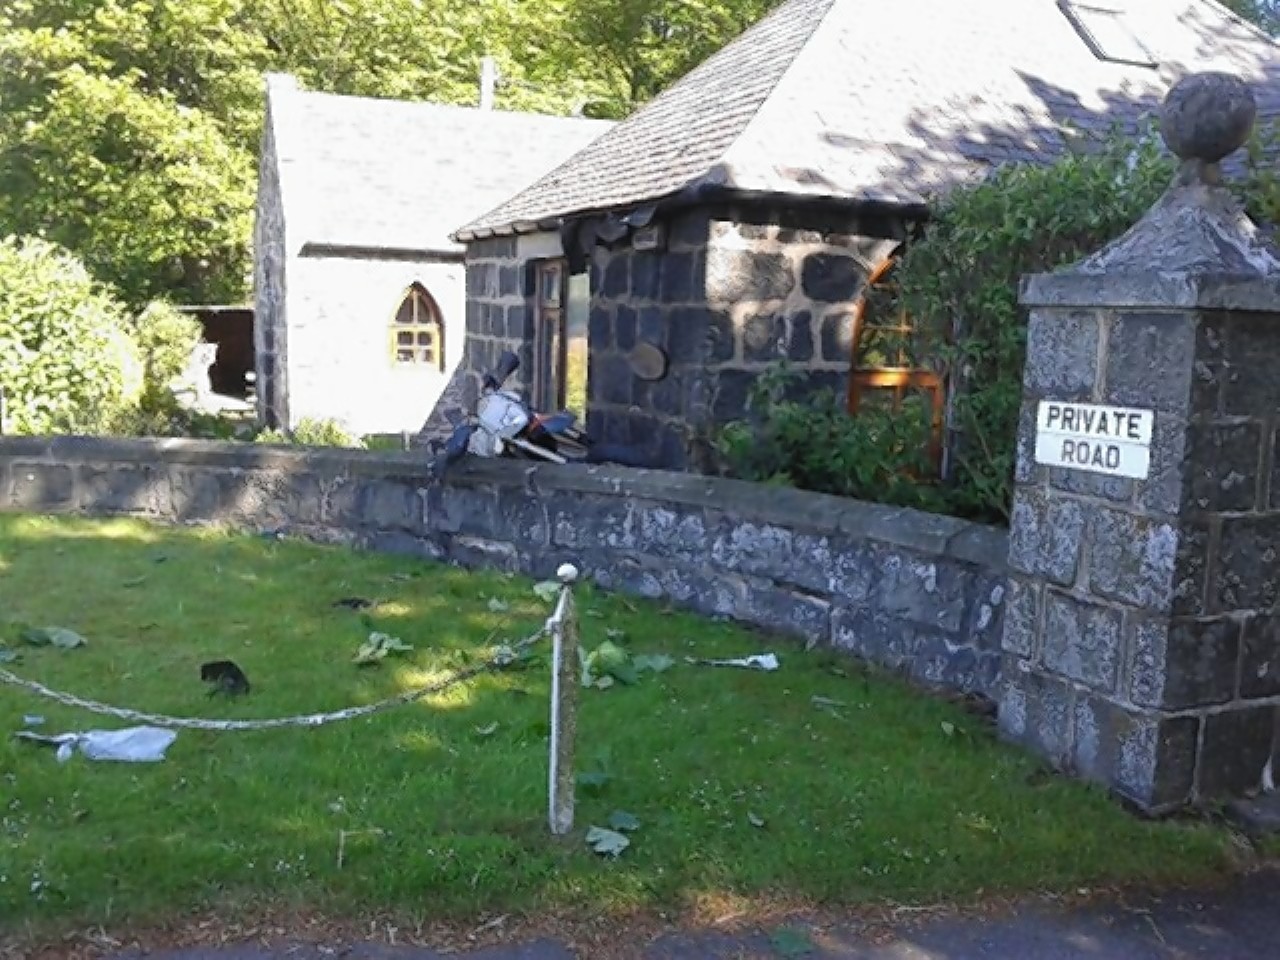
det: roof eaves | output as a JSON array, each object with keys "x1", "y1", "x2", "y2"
[
  {"x1": 453, "y1": 180, "x2": 932, "y2": 247},
  {"x1": 298, "y1": 241, "x2": 466, "y2": 262}
]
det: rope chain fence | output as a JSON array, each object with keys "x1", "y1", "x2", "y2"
[{"x1": 1, "y1": 616, "x2": 560, "y2": 733}]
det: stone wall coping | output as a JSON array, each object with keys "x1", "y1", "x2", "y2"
[
  {"x1": 0, "y1": 436, "x2": 1007, "y2": 568},
  {"x1": 1020, "y1": 271, "x2": 1280, "y2": 313}
]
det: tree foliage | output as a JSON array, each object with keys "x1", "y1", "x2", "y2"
[
  {"x1": 1219, "y1": 0, "x2": 1280, "y2": 35},
  {"x1": 0, "y1": 0, "x2": 264, "y2": 306},
  {"x1": 534, "y1": 0, "x2": 782, "y2": 117},
  {"x1": 0, "y1": 0, "x2": 780, "y2": 306},
  {"x1": 884, "y1": 123, "x2": 1279, "y2": 523},
  {"x1": 0, "y1": 235, "x2": 143, "y2": 434},
  {"x1": 894, "y1": 131, "x2": 1177, "y2": 521}
]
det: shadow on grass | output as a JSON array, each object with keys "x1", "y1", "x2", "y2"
[{"x1": 0, "y1": 512, "x2": 1249, "y2": 941}]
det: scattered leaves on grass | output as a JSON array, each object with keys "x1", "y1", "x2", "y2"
[
  {"x1": 21, "y1": 626, "x2": 87, "y2": 649},
  {"x1": 811, "y1": 695, "x2": 847, "y2": 718},
  {"x1": 532, "y1": 581, "x2": 560, "y2": 604},
  {"x1": 486, "y1": 598, "x2": 510, "y2": 614},
  {"x1": 352, "y1": 632, "x2": 414, "y2": 666},
  {"x1": 577, "y1": 770, "x2": 612, "y2": 792},
  {"x1": 748, "y1": 812, "x2": 767, "y2": 828},
  {"x1": 769, "y1": 926, "x2": 816, "y2": 957},
  {"x1": 941, "y1": 721, "x2": 957, "y2": 737},
  {"x1": 960, "y1": 812, "x2": 998, "y2": 834},
  {"x1": 634, "y1": 653, "x2": 675, "y2": 674},
  {"x1": 580, "y1": 640, "x2": 638, "y2": 688},
  {"x1": 585, "y1": 826, "x2": 630, "y2": 858},
  {"x1": 473, "y1": 722, "x2": 500, "y2": 738},
  {"x1": 607, "y1": 810, "x2": 640, "y2": 832},
  {"x1": 121, "y1": 576, "x2": 148, "y2": 589}
]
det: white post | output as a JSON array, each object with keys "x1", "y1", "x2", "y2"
[
  {"x1": 479, "y1": 56, "x2": 498, "y2": 111},
  {"x1": 548, "y1": 562, "x2": 580, "y2": 836}
]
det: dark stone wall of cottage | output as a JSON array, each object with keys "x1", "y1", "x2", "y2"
[
  {"x1": 584, "y1": 211, "x2": 716, "y2": 471},
  {"x1": 582, "y1": 204, "x2": 909, "y2": 471},
  {"x1": 0, "y1": 437, "x2": 1008, "y2": 698},
  {"x1": 701, "y1": 212, "x2": 903, "y2": 428},
  {"x1": 463, "y1": 237, "x2": 531, "y2": 394}
]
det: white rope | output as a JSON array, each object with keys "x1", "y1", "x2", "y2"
[{"x1": 1, "y1": 626, "x2": 550, "y2": 733}]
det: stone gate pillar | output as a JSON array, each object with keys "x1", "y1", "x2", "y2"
[{"x1": 1000, "y1": 72, "x2": 1280, "y2": 813}]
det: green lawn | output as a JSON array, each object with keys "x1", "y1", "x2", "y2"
[{"x1": 0, "y1": 513, "x2": 1244, "y2": 941}]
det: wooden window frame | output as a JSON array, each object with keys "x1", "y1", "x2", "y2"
[
  {"x1": 533, "y1": 259, "x2": 568, "y2": 411},
  {"x1": 846, "y1": 254, "x2": 946, "y2": 471},
  {"x1": 390, "y1": 283, "x2": 445, "y2": 372}
]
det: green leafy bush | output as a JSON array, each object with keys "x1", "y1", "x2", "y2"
[
  {"x1": 130, "y1": 301, "x2": 204, "y2": 392},
  {"x1": 0, "y1": 234, "x2": 143, "y2": 434},
  {"x1": 104, "y1": 300, "x2": 215, "y2": 438},
  {"x1": 715, "y1": 362, "x2": 950, "y2": 513},
  {"x1": 107, "y1": 394, "x2": 253, "y2": 440},
  {"x1": 895, "y1": 129, "x2": 1178, "y2": 520},
  {"x1": 1240, "y1": 120, "x2": 1280, "y2": 227},
  {"x1": 895, "y1": 125, "x2": 1280, "y2": 521},
  {"x1": 255, "y1": 417, "x2": 364, "y2": 449}
]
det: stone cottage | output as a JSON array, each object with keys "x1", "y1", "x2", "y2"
[
  {"x1": 252, "y1": 74, "x2": 614, "y2": 435},
  {"x1": 447, "y1": 0, "x2": 1280, "y2": 471}
]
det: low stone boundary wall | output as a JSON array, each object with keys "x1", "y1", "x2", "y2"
[{"x1": 0, "y1": 437, "x2": 1009, "y2": 696}]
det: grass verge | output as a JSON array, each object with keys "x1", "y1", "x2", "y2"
[{"x1": 0, "y1": 513, "x2": 1243, "y2": 941}]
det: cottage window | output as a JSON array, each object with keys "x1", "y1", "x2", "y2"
[
  {"x1": 532, "y1": 260, "x2": 589, "y2": 418},
  {"x1": 1058, "y1": 0, "x2": 1157, "y2": 67},
  {"x1": 846, "y1": 254, "x2": 946, "y2": 472},
  {"x1": 390, "y1": 283, "x2": 444, "y2": 371}
]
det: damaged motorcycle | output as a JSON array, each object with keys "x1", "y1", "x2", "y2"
[{"x1": 427, "y1": 350, "x2": 646, "y2": 479}]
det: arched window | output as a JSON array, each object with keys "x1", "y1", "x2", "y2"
[{"x1": 390, "y1": 283, "x2": 445, "y2": 371}]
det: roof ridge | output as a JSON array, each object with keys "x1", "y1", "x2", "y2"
[{"x1": 272, "y1": 76, "x2": 617, "y2": 125}]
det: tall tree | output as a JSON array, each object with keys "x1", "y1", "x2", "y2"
[
  {"x1": 0, "y1": 0, "x2": 782, "y2": 306},
  {"x1": 532, "y1": 0, "x2": 782, "y2": 117},
  {"x1": 0, "y1": 0, "x2": 268, "y2": 305},
  {"x1": 1220, "y1": 0, "x2": 1280, "y2": 34}
]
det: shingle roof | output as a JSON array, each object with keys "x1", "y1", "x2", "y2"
[
  {"x1": 264, "y1": 76, "x2": 615, "y2": 255},
  {"x1": 453, "y1": 0, "x2": 1280, "y2": 240}
]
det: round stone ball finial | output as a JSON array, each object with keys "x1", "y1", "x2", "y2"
[
  {"x1": 1160, "y1": 71, "x2": 1257, "y2": 165},
  {"x1": 556, "y1": 563, "x2": 580, "y2": 585}
]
